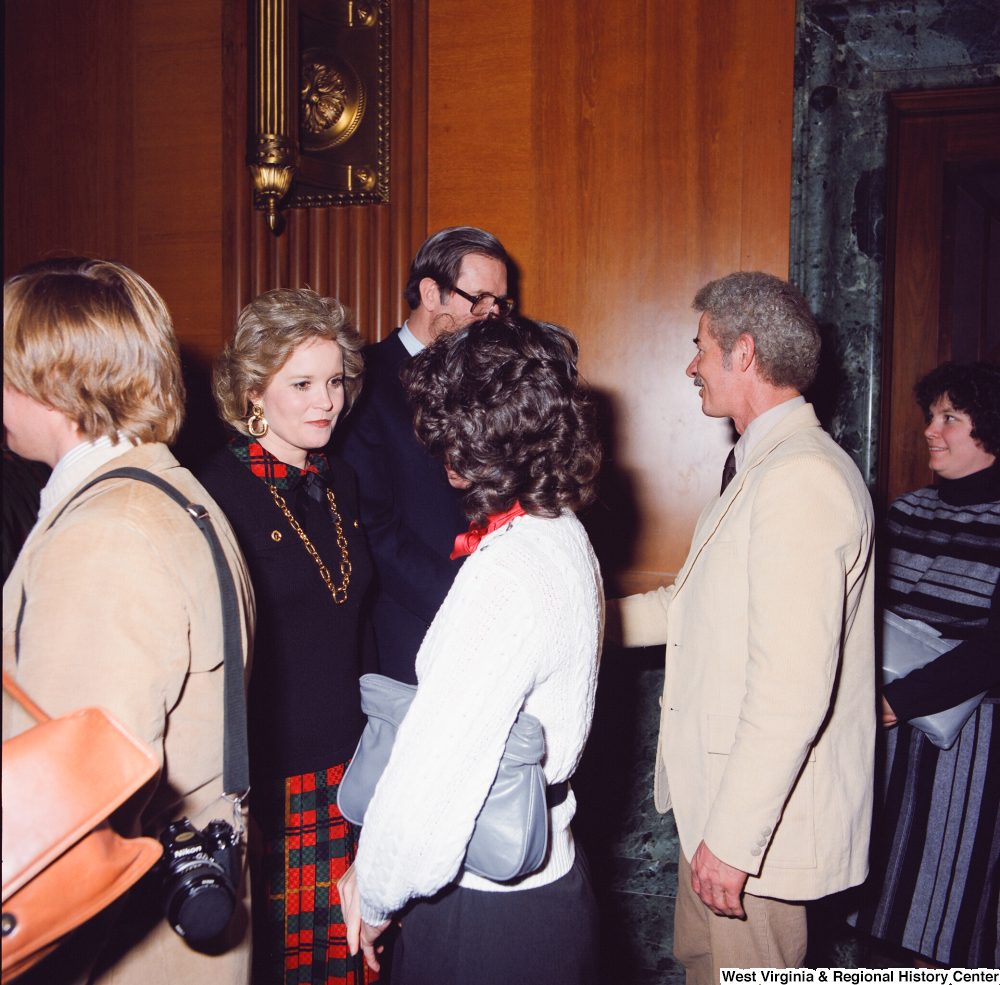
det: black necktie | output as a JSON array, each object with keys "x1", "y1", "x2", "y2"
[{"x1": 720, "y1": 448, "x2": 737, "y2": 496}]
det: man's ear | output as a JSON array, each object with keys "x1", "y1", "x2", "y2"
[
  {"x1": 734, "y1": 333, "x2": 756, "y2": 373},
  {"x1": 419, "y1": 277, "x2": 445, "y2": 312}
]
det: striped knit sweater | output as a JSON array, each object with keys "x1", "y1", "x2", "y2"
[{"x1": 881, "y1": 462, "x2": 1000, "y2": 722}]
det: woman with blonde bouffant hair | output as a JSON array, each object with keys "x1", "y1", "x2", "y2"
[
  {"x1": 197, "y1": 288, "x2": 378, "y2": 985},
  {"x1": 2, "y1": 258, "x2": 255, "y2": 984}
]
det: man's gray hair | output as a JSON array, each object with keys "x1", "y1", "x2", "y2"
[{"x1": 693, "y1": 272, "x2": 820, "y2": 393}]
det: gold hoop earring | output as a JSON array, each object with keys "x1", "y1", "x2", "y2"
[{"x1": 248, "y1": 403, "x2": 269, "y2": 437}]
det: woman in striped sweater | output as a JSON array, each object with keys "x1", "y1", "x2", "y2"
[{"x1": 855, "y1": 361, "x2": 999, "y2": 968}]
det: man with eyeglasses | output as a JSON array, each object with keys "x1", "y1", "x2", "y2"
[{"x1": 335, "y1": 227, "x2": 512, "y2": 684}]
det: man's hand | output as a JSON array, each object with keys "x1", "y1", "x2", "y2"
[
  {"x1": 338, "y1": 864, "x2": 391, "y2": 972},
  {"x1": 881, "y1": 694, "x2": 898, "y2": 728},
  {"x1": 690, "y1": 840, "x2": 748, "y2": 918}
]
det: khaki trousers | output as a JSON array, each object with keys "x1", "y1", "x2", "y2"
[{"x1": 675, "y1": 853, "x2": 807, "y2": 985}]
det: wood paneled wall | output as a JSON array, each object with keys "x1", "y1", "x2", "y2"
[
  {"x1": 8, "y1": 0, "x2": 795, "y2": 594},
  {"x1": 4, "y1": 0, "x2": 244, "y2": 369},
  {"x1": 881, "y1": 88, "x2": 1000, "y2": 507},
  {"x1": 425, "y1": 0, "x2": 795, "y2": 591}
]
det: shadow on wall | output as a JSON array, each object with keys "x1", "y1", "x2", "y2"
[
  {"x1": 575, "y1": 391, "x2": 688, "y2": 982},
  {"x1": 580, "y1": 388, "x2": 641, "y2": 599},
  {"x1": 172, "y1": 349, "x2": 230, "y2": 474},
  {"x1": 807, "y1": 320, "x2": 851, "y2": 435}
]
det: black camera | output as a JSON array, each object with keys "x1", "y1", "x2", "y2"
[{"x1": 157, "y1": 818, "x2": 240, "y2": 942}]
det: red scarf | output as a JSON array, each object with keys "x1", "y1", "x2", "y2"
[{"x1": 450, "y1": 502, "x2": 527, "y2": 559}]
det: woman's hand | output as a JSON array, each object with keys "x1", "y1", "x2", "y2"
[
  {"x1": 358, "y1": 918, "x2": 391, "y2": 973},
  {"x1": 338, "y1": 865, "x2": 362, "y2": 954},
  {"x1": 881, "y1": 694, "x2": 898, "y2": 728},
  {"x1": 338, "y1": 864, "x2": 390, "y2": 973}
]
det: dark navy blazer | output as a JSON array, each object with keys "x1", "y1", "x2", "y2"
[{"x1": 334, "y1": 328, "x2": 467, "y2": 684}]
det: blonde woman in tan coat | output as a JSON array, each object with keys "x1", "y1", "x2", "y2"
[{"x1": 2, "y1": 259, "x2": 255, "y2": 985}]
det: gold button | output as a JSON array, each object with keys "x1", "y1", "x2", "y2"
[
  {"x1": 353, "y1": 520, "x2": 359, "y2": 528},
  {"x1": 271, "y1": 530, "x2": 282, "y2": 541}
]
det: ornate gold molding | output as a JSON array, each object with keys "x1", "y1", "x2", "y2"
[
  {"x1": 300, "y1": 50, "x2": 365, "y2": 151},
  {"x1": 249, "y1": 0, "x2": 298, "y2": 232},
  {"x1": 326, "y1": 0, "x2": 376, "y2": 28},
  {"x1": 250, "y1": 0, "x2": 389, "y2": 227},
  {"x1": 290, "y1": 0, "x2": 389, "y2": 207}
]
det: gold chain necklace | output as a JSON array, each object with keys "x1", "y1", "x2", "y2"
[{"x1": 268, "y1": 483, "x2": 352, "y2": 604}]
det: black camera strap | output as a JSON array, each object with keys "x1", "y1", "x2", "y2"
[{"x1": 35, "y1": 467, "x2": 250, "y2": 800}]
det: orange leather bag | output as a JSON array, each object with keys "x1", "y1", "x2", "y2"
[{"x1": 1, "y1": 671, "x2": 163, "y2": 982}]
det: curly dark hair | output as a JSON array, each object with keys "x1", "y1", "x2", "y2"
[
  {"x1": 404, "y1": 315, "x2": 602, "y2": 525},
  {"x1": 914, "y1": 361, "x2": 1000, "y2": 457}
]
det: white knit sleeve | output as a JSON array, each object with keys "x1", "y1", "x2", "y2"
[{"x1": 354, "y1": 558, "x2": 542, "y2": 925}]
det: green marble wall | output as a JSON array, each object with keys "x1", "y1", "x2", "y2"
[
  {"x1": 575, "y1": 651, "x2": 683, "y2": 984},
  {"x1": 791, "y1": 0, "x2": 1000, "y2": 487}
]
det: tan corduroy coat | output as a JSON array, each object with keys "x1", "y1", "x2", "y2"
[
  {"x1": 2, "y1": 442, "x2": 256, "y2": 985},
  {"x1": 619, "y1": 403, "x2": 876, "y2": 901}
]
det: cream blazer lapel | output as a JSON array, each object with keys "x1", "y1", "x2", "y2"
[{"x1": 670, "y1": 404, "x2": 825, "y2": 602}]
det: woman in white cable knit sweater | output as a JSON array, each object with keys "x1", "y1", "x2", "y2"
[{"x1": 341, "y1": 315, "x2": 605, "y2": 984}]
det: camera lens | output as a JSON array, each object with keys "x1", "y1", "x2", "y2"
[{"x1": 164, "y1": 864, "x2": 236, "y2": 941}]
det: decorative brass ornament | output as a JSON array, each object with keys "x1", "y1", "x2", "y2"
[
  {"x1": 250, "y1": 161, "x2": 297, "y2": 231},
  {"x1": 248, "y1": 0, "x2": 298, "y2": 232},
  {"x1": 290, "y1": 0, "x2": 388, "y2": 207},
  {"x1": 250, "y1": 0, "x2": 389, "y2": 229},
  {"x1": 300, "y1": 50, "x2": 365, "y2": 151},
  {"x1": 342, "y1": 1, "x2": 376, "y2": 27}
]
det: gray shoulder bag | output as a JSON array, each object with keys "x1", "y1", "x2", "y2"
[
  {"x1": 337, "y1": 673, "x2": 565, "y2": 882},
  {"x1": 882, "y1": 610, "x2": 987, "y2": 750}
]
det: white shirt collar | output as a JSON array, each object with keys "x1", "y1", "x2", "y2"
[
  {"x1": 35, "y1": 435, "x2": 137, "y2": 528},
  {"x1": 398, "y1": 321, "x2": 424, "y2": 356},
  {"x1": 733, "y1": 395, "x2": 806, "y2": 471}
]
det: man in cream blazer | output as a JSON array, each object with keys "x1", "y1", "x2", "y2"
[{"x1": 612, "y1": 273, "x2": 875, "y2": 981}]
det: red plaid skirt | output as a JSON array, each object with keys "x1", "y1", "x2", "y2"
[{"x1": 260, "y1": 764, "x2": 377, "y2": 985}]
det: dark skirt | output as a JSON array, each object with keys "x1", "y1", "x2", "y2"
[
  {"x1": 390, "y1": 845, "x2": 598, "y2": 985},
  {"x1": 257, "y1": 764, "x2": 377, "y2": 985},
  {"x1": 852, "y1": 700, "x2": 1000, "y2": 967}
]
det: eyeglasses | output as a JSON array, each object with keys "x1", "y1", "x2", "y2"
[{"x1": 448, "y1": 285, "x2": 515, "y2": 316}]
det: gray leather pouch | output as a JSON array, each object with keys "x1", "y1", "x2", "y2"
[
  {"x1": 882, "y1": 610, "x2": 986, "y2": 750},
  {"x1": 337, "y1": 673, "x2": 550, "y2": 882}
]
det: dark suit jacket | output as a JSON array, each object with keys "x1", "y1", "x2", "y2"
[{"x1": 334, "y1": 328, "x2": 467, "y2": 683}]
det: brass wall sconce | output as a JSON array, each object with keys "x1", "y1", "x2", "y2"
[{"x1": 249, "y1": 0, "x2": 389, "y2": 232}]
